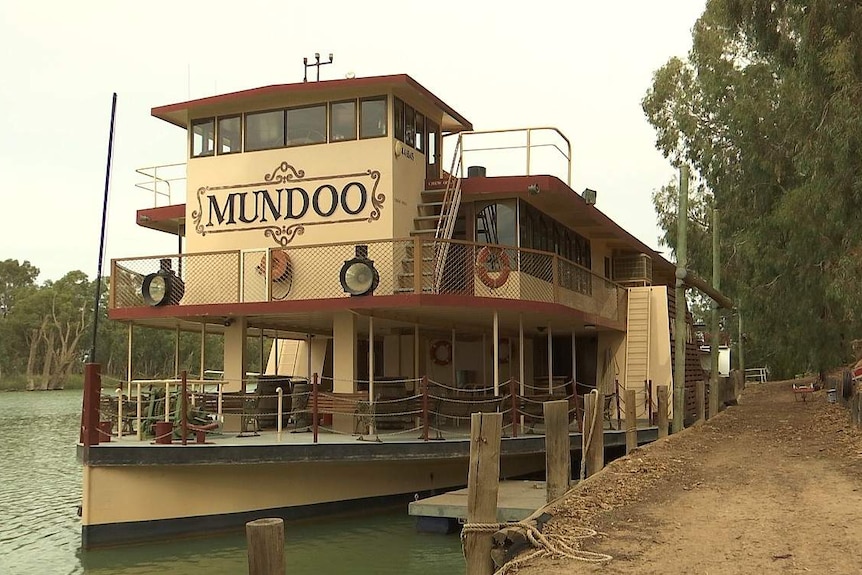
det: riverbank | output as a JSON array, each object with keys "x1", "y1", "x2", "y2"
[
  {"x1": 513, "y1": 380, "x2": 862, "y2": 574},
  {"x1": 0, "y1": 373, "x2": 83, "y2": 391}
]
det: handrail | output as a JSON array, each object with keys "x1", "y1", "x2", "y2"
[
  {"x1": 432, "y1": 135, "x2": 464, "y2": 292},
  {"x1": 456, "y1": 127, "x2": 572, "y2": 186},
  {"x1": 135, "y1": 162, "x2": 187, "y2": 207}
]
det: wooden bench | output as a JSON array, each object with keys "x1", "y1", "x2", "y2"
[
  {"x1": 792, "y1": 382, "x2": 816, "y2": 402},
  {"x1": 301, "y1": 392, "x2": 369, "y2": 432}
]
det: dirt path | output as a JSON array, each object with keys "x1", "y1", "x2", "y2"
[{"x1": 514, "y1": 380, "x2": 862, "y2": 574}]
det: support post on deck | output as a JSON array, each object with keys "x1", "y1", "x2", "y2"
[
  {"x1": 465, "y1": 412, "x2": 502, "y2": 575},
  {"x1": 509, "y1": 378, "x2": 519, "y2": 438},
  {"x1": 312, "y1": 372, "x2": 319, "y2": 444},
  {"x1": 624, "y1": 389, "x2": 637, "y2": 454},
  {"x1": 584, "y1": 391, "x2": 604, "y2": 477},
  {"x1": 657, "y1": 385, "x2": 668, "y2": 439},
  {"x1": 181, "y1": 370, "x2": 188, "y2": 445},
  {"x1": 696, "y1": 380, "x2": 705, "y2": 423},
  {"x1": 421, "y1": 375, "x2": 429, "y2": 441},
  {"x1": 544, "y1": 400, "x2": 570, "y2": 502},
  {"x1": 246, "y1": 518, "x2": 285, "y2": 575}
]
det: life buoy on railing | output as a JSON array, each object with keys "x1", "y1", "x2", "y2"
[
  {"x1": 257, "y1": 249, "x2": 292, "y2": 283},
  {"x1": 476, "y1": 246, "x2": 511, "y2": 289},
  {"x1": 430, "y1": 339, "x2": 452, "y2": 366}
]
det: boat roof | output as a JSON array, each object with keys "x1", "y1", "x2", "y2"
[{"x1": 152, "y1": 74, "x2": 473, "y2": 133}]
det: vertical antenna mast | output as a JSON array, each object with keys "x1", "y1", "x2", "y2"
[{"x1": 303, "y1": 53, "x2": 334, "y2": 82}]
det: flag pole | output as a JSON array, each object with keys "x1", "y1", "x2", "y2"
[{"x1": 89, "y1": 93, "x2": 117, "y2": 363}]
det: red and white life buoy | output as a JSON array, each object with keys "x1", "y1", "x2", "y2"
[
  {"x1": 430, "y1": 339, "x2": 453, "y2": 366},
  {"x1": 476, "y1": 246, "x2": 511, "y2": 289},
  {"x1": 257, "y1": 250, "x2": 292, "y2": 283}
]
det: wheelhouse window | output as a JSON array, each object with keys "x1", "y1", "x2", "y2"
[
  {"x1": 360, "y1": 96, "x2": 387, "y2": 138},
  {"x1": 287, "y1": 105, "x2": 326, "y2": 146},
  {"x1": 404, "y1": 102, "x2": 416, "y2": 147},
  {"x1": 518, "y1": 201, "x2": 592, "y2": 294},
  {"x1": 475, "y1": 201, "x2": 517, "y2": 246},
  {"x1": 414, "y1": 111, "x2": 425, "y2": 152},
  {"x1": 217, "y1": 116, "x2": 241, "y2": 154},
  {"x1": 330, "y1": 100, "x2": 357, "y2": 141},
  {"x1": 393, "y1": 98, "x2": 404, "y2": 142},
  {"x1": 245, "y1": 110, "x2": 284, "y2": 151},
  {"x1": 191, "y1": 118, "x2": 215, "y2": 157}
]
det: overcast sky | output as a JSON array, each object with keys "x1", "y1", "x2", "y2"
[{"x1": 0, "y1": 0, "x2": 705, "y2": 283}]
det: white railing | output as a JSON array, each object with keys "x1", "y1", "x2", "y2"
[
  {"x1": 135, "y1": 163, "x2": 186, "y2": 207},
  {"x1": 456, "y1": 127, "x2": 572, "y2": 186}
]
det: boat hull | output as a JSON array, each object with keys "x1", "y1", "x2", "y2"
[{"x1": 79, "y1": 442, "x2": 546, "y2": 548}]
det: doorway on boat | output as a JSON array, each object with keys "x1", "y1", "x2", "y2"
[{"x1": 533, "y1": 334, "x2": 598, "y2": 397}]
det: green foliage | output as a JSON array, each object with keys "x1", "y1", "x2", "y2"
[{"x1": 644, "y1": 0, "x2": 862, "y2": 377}]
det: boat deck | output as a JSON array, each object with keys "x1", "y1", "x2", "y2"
[{"x1": 79, "y1": 425, "x2": 659, "y2": 466}]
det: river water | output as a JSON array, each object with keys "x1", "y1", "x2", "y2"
[{"x1": 0, "y1": 391, "x2": 463, "y2": 575}]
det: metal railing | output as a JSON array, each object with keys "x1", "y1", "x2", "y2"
[
  {"x1": 94, "y1": 374, "x2": 634, "y2": 444},
  {"x1": 135, "y1": 163, "x2": 186, "y2": 207},
  {"x1": 455, "y1": 127, "x2": 573, "y2": 186},
  {"x1": 110, "y1": 238, "x2": 626, "y2": 323}
]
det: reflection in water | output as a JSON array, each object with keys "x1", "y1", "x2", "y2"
[{"x1": 0, "y1": 391, "x2": 462, "y2": 575}]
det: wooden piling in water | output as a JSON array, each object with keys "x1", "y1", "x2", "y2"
[
  {"x1": 246, "y1": 517, "x2": 284, "y2": 575},
  {"x1": 465, "y1": 412, "x2": 502, "y2": 575},
  {"x1": 584, "y1": 392, "x2": 604, "y2": 478},
  {"x1": 544, "y1": 400, "x2": 570, "y2": 502},
  {"x1": 625, "y1": 389, "x2": 637, "y2": 454},
  {"x1": 657, "y1": 385, "x2": 668, "y2": 439}
]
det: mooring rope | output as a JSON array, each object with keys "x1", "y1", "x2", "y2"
[{"x1": 460, "y1": 520, "x2": 612, "y2": 574}]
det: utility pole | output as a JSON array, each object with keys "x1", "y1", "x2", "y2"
[
  {"x1": 709, "y1": 208, "x2": 721, "y2": 418},
  {"x1": 673, "y1": 166, "x2": 689, "y2": 433},
  {"x1": 737, "y1": 299, "x2": 744, "y2": 376}
]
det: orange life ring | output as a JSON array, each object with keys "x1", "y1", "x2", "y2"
[
  {"x1": 257, "y1": 250, "x2": 292, "y2": 283},
  {"x1": 430, "y1": 339, "x2": 452, "y2": 366},
  {"x1": 476, "y1": 246, "x2": 511, "y2": 289}
]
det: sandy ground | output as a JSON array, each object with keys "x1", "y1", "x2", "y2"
[{"x1": 513, "y1": 380, "x2": 862, "y2": 575}]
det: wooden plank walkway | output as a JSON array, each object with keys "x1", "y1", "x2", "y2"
[{"x1": 409, "y1": 480, "x2": 549, "y2": 523}]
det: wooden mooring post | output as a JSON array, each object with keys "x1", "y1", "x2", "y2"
[
  {"x1": 657, "y1": 385, "x2": 668, "y2": 439},
  {"x1": 625, "y1": 389, "x2": 637, "y2": 454},
  {"x1": 465, "y1": 412, "x2": 502, "y2": 575},
  {"x1": 583, "y1": 392, "x2": 604, "y2": 478},
  {"x1": 544, "y1": 400, "x2": 570, "y2": 502},
  {"x1": 246, "y1": 517, "x2": 285, "y2": 575},
  {"x1": 696, "y1": 380, "x2": 705, "y2": 423}
]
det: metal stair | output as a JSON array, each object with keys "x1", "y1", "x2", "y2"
[{"x1": 398, "y1": 135, "x2": 465, "y2": 293}]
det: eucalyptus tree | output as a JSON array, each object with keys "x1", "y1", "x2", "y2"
[{"x1": 644, "y1": 0, "x2": 862, "y2": 377}]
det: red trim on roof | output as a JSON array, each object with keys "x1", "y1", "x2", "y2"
[
  {"x1": 152, "y1": 74, "x2": 472, "y2": 131},
  {"x1": 461, "y1": 175, "x2": 673, "y2": 272}
]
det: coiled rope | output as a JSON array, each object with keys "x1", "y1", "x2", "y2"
[{"x1": 460, "y1": 520, "x2": 612, "y2": 574}]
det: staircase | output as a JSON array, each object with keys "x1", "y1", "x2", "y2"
[
  {"x1": 624, "y1": 287, "x2": 652, "y2": 400},
  {"x1": 397, "y1": 136, "x2": 465, "y2": 293}
]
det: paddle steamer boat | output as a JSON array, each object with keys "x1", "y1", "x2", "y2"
[{"x1": 78, "y1": 72, "x2": 694, "y2": 548}]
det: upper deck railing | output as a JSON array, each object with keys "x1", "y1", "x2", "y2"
[
  {"x1": 453, "y1": 127, "x2": 572, "y2": 186},
  {"x1": 135, "y1": 163, "x2": 186, "y2": 207},
  {"x1": 109, "y1": 238, "x2": 625, "y2": 324}
]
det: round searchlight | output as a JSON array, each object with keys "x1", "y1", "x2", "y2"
[
  {"x1": 142, "y1": 258, "x2": 185, "y2": 307},
  {"x1": 339, "y1": 245, "x2": 379, "y2": 297}
]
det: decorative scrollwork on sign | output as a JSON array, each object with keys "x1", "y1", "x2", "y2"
[
  {"x1": 264, "y1": 224, "x2": 305, "y2": 247},
  {"x1": 191, "y1": 187, "x2": 208, "y2": 236},
  {"x1": 366, "y1": 170, "x2": 384, "y2": 221},
  {"x1": 264, "y1": 162, "x2": 305, "y2": 184}
]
